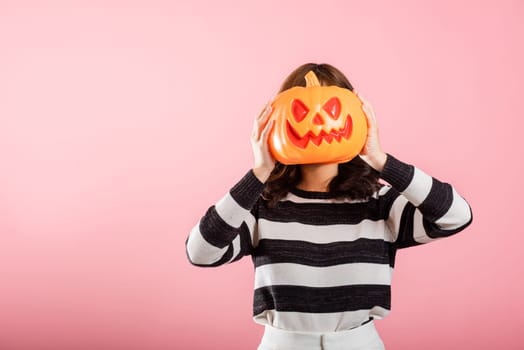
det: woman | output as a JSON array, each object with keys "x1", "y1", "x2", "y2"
[{"x1": 185, "y1": 63, "x2": 473, "y2": 350}]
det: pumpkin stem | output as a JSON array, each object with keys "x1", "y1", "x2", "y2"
[{"x1": 304, "y1": 71, "x2": 321, "y2": 87}]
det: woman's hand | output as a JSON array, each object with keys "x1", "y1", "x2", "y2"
[
  {"x1": 251, "y1": 100, "x2": 276, "y2": 183},
  {"x1": 355, "y1": 91, "x2": 387, "y2": 172}
]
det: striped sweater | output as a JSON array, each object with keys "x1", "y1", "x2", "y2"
[{"x1": 185, "y1": 153, "x2": 473, "y2": 332}]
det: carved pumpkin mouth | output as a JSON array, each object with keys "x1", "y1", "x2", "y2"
[{"x1": 286, "y1": 115, "x2": 353, "y2": 149}]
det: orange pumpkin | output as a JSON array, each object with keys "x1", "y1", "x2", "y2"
[{"x1": 268, "y1": 71, "x2": 368, "y2": 165}]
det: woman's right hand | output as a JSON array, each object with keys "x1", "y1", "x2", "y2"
[{"x1": 251, "y1": 100, "x2": 276, "y2": 183}]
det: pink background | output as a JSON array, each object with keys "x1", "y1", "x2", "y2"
[{"x1": 0, "y1": 0, "x2": 522, "y2": 349}]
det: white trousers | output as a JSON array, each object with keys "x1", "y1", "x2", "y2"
[{"x1": 257, "y1": 319, "x2": 386, "y2": 350}]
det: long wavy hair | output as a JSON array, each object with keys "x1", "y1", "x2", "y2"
[{"x1": 262, "y1": 63, "x2": 382, "y2": 208}]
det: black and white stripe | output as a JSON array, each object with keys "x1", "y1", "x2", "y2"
[
  {"x1": 253, "y1": 239, "x2": 394, "y2": 267},
  {"x1": 252, "y1": 308, "x2": 390, "y2": 331},
  {"x1": 185, "y1": 154, "x2": 473, "y2": 332},
  {"x1": 253, "y1": 284, "x2": 391, "y2": 315},
  {"x1": 254, "y1": 261, "x2": 393, "y2": 286},
  {"x1": 185, "y1": 170, "x2": 263, "y2": 266},
  {"x1": 380, "y1": 155, "x2": 473, "y2": 248}
]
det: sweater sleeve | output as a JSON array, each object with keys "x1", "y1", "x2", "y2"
[
  {"x1": 379, "y1": 153, "x2": 473, "y2": 249},
  {"x1": 185, "y1": 169, "x2": 266, "y2": 267}
]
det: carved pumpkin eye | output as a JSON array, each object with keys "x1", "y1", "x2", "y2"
[
  {"x1": 291, "y1": 99, "x2": 309, "y2": 122},
  {"x1": 322, "y1": 97, "x2": 341, "y2": 120}
]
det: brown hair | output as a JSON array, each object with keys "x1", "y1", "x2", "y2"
[{"x1": 261, "y1": 63, "x2": 382, "y2": 207}]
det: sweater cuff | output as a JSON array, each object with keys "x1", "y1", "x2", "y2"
[
  {"x1": 379, "y1": 153, "x2": 415, "y2": 192},
  {"x1": 229, "y1": 169, "x2": 266, "y2": 210}
]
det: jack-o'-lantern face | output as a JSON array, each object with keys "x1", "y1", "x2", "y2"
[{"x1": 268, "y1": 71, "x2": 368, "y2": 164}]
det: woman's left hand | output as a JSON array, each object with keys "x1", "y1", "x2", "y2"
[{"x1": 355, "y1": 91, "x2": 387, "y2": 172}]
